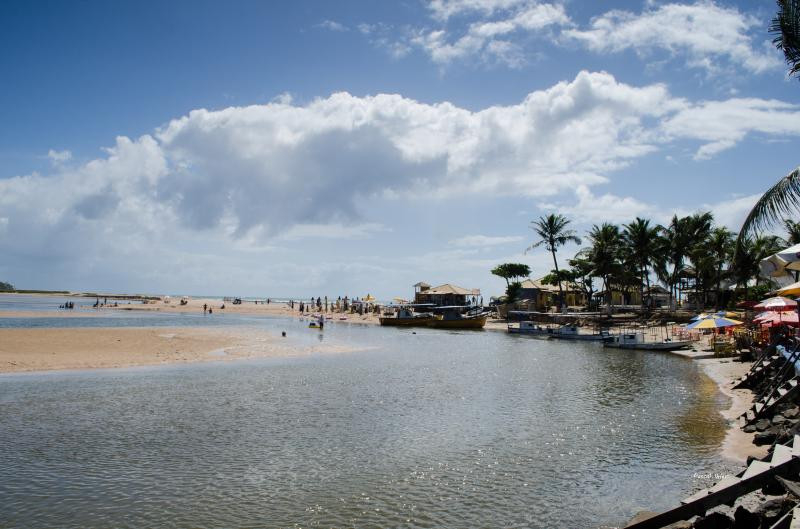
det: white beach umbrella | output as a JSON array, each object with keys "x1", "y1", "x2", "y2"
[
  {"x1": 760, "y1": 253, "x2": 791, "y2": 278},
  {"x1": 776, "y1": 243, "x2": 800, "y2": 272}
]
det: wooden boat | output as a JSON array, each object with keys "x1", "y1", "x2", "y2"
[
  {"x1": 603, "y1": 332, "x2": 691, "y2": 351},
  {"x1": 379, "y1": 307, "x2": 436, "y2": 327},
  {"x1": 426, "y1": 306, "x2": 488, "y2": 329}
]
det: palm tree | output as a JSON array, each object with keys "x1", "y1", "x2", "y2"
[
  {"x1": 708, "y1": 227, "x2": 735, "y2": 309},
  {"x1": 732, "y1": 235, "x2": 785, "y2": 299},
  {"x1": 586, "y1": 223, "x2": 622, "y2": 308},
  {"x1": 658, "y1": 215, "x2": 690, "y2": 309},
  {"x1": 739, "y1": 2, "x2": 800, "y2": 238},
  {"x1": 622, "y1": 217, "x2": 661, "y2": 309},
  {"x1": 526, "y1": 214, "x2": 581, "y2": 309},
  {"x1": 685, "y1": 212, "x2": 714, "y2": 308},
  {"x1": 771, "y1": 0, "x2": 800, "y2": 79},
  {"x1": 740, "y1": 168, "x2": 800, "y2": 241},
  {"x1": 785, "y1": 219, "x2": 800, "y2": 244}
]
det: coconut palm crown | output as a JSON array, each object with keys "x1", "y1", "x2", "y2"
[
  {"x1": 526, "y1": 214, "x2": 581, "y2": 308},
  {"x1": 740, "y1": 2, "x2": 800, "y2": 240}
]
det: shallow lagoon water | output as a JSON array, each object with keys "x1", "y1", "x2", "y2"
[{"x1": 0, "y1": 307, "x2": 735, "y2": 528}]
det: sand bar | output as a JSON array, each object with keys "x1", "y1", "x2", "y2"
[{"x1": 0, "y1": 326, "x2": 356, "y2": 373}]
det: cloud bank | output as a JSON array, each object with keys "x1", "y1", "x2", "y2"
[{"x1": 2, "y1": 71, "x2": 799, "y2": 290}]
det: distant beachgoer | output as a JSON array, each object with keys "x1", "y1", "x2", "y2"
[
  {"x1": 220, "y1": 304, "x2": 225, "y2": 309},
  {"x1": 318, "y1": 314, "x2": 324, "y2": 330},
  {"x1": 209, "y1": 308, "x2": 213, "y2": 314}
]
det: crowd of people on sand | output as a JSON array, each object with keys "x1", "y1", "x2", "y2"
[
  {"x1": 59, "y1": 301, "x2": 75, "y2": 310},
  {"x1": 288, "y1": 295, "x2": 382, "y2": 317}
]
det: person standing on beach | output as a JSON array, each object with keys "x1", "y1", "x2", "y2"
[{"x1": 318, "y1": 314, "x2": 324, "y2": 330}]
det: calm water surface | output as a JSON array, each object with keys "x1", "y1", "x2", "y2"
[{"x1": 0, "y1": 306, "x2": 735, "y2": 528}]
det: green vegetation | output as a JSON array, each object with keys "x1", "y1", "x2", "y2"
[
  {"x1": 0, "y1": 281, "x2": 14, "y2": 292},
  {"x1": 491, "y1": 263, "x2": 531, "y2": 301},
  {"x1": 526, "y1": 214, "x2": 581, "y2": 309},
  {"x1": 516, "y1": 211, "x2": 798, "y2": 310}
]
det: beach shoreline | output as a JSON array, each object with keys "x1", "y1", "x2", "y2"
[{"x1": 697, "y1": 357, "x2": 768, "y2": 463}]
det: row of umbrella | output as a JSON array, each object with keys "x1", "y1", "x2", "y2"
[{"x1": 687, "y1": 296, "x2": 800, "y2": 330}]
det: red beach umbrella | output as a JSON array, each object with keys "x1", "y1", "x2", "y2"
[
  {"x1": 756, "y1": 311, "x2": 800, "y2": 327},
  {"x1": 753, "y1": 296, "x2": 798, "y2": 311}
]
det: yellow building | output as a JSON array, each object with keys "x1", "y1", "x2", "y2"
[{"x1": 518, "y1": 278, "x2": 586, "y2": 311}]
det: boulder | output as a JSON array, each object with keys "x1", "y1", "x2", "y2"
[
  {"x1": 693, "y1": 511, "x2": 733, "y2": 529},
  {"x1": 742, "y1": 424, "x2": 757, "y2": 433},
  {"x1": 754, "y1": 430, "x2": 778, "y2": 445},
  {"x1": 754, "y1": 497, "x2": 787, "y2": 525},
  {"x1": 784, "y1": 407, "x2": 800, "y2": 419},
  {"x1": 755, "y1": 419, "x2": 772, "y2": 432},
  {"x1": 772, "y1": 414, "x2": 787, "y2": 425},
  {"x1": 732, "y1": 505, "x2": 760, "y2": 529}
]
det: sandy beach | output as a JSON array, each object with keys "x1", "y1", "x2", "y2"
[
  {"x1": 699, "y1": 357, "x2": 768, "y2": 463},
  {"x1": 0, "y1": 326, "x2": 358, "y2": 373}
]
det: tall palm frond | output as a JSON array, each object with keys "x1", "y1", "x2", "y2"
[
  {"x1": 771, "y1": 0, "x2": 800, "y2": 79},
  {"x1": 739, "y1": 167, "x2": 800, "y2": 242}
]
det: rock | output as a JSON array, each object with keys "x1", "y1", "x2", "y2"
[
  {"x1": 732, "y1": 506, "x2": 759, "y2": 529},
  {"x1": 784, "y1": 407, "x2": 799, "y2": 419},
  {"x1": 755, "y1": 419, "x2": 772, "y2": 432},
  {"x1": 754, "y1": 430, "x2": 778, "y2": 445},
  {"x1": 665, "y1": 520, "x2": 692, "y2": 528},
  {"x1": 772, "y1": 414, "x2": 787, "y2": 425},
  {"x1": 742, "y1": 424, "x2": 757, "y2": 433},
  {"x1": 754, "y1": 497, "x2": 786, "y2": 525},
  {"x1": 693, "y1": 511, "x2": 733, "y2": 529},
  {"x1": 761, "y1": 476, "x2": 785, "y2": 496}
]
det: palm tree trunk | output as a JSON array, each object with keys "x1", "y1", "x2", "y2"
[
  {"x1": 639, "y1": 265, "x2": 645, "y2": 310},
  {"x1": 551, "y1": 249, "x2": 563, "y2": 309}
]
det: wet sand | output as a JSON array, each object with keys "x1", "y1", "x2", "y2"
[
  {"x1": 0, "y1": 326, "x2": 356, "y2": 373},
  {"x1": 699, "y1": 358, "x2": 768, "y2": 463}
]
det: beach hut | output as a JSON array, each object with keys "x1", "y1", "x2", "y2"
[
  {"x1": 414, "y1": 283, "x2": 479, "y2": 307},
  {"x1": 518, "y1": 278, "x2": 586, "y2": 311}
]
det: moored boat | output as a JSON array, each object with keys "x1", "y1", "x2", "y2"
[
  {"x1": 379, "y1": 306, "x2": 436, "y2": 327},
  {"x1": 603, "y1": 332, "x2": 691, "y2": 351},
  {"x1": 427, "y1": 306, "x2": 488, "y2": 329},
  {"x1": 508, "y1": 320, "x2": 611, "y2": 341}
]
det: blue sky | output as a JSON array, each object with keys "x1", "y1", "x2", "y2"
[{"x1": 1, "y1": 0, "x2": 799, "y2": 299}]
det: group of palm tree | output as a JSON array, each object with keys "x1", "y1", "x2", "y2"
[{"x1": 526, "y1": 213, "x2": 799, "y2": 311}]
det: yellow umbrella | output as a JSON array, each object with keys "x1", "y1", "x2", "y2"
[
  {"x1": 393, "y1": 297, "x2": 409, "y2": 304},
  {"x1": 363, "y1": 294, "x2": 375, "y2": 302},
  {"x1": 778, "y1": 280, "x2": 800, "y2": 297},
  {"x1": 688, "y1": 317, "x2": 743, "y2": 329}
]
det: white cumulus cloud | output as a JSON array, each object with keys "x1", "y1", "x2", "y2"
[
  {"x1": 563, "y1": 2, "x2": 780, "y2": 74},
  {"x1": 449, "y1": 234, "x2": 524, "y2": 247},
  {"x1": 3, "y1": 71, "x2": 800, "y2": 291}
]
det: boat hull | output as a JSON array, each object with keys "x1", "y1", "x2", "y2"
[
  {"x1": 427, "y1": 315, "x2": 487, "y2": 329},
  {"x1": 603, "y1": 341, "x2": 691, "y2": 351},
  {"x1": 379, "y1": 316, "x2": 436, "y2": 327}
]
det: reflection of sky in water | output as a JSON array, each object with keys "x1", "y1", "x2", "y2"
[{"x1": 0, "y1": 300, "x2": 738, "y2": 529}]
